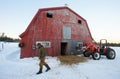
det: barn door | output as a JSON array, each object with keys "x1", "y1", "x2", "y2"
[
  {"x1": 61, "y1": 42, "x2": 67, "y2": 55},
  {"x1": 63, "y1": 26, "x2": 71, "y2": 39}
]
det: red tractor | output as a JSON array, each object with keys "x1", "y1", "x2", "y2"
[{"x1": 83, "y1": 39, "x2": 116, "y2": 60}]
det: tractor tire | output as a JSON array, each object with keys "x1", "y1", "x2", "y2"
[
  {"x1": 92, "y1": 51, "x2": 101, "y2": 60},
  {"x1": 106, "y1": 48, "x2": 116, "y2": 59},
  {"x1": 83, "y1": 50, "x2": 90, "y2": 57}
]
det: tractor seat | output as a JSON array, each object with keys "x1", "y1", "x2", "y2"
[{"x1": 100, "y1": 46, "x2": 105, "y2": 52}]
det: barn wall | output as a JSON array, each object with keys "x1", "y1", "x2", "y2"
[{"x1": 39, "y1": 8, "x2": 92, "y2": 55}]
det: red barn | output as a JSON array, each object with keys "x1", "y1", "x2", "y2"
[{"x1": 19, "y1": 6, "x2": 94, "y2": 58}]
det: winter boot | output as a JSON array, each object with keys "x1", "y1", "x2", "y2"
[
  {"x1": 45, "y1": 64, "x2": 51, "y2": 72},
  {"x1": 36, "y1": 68, "x2": 42, "y2": 74}
]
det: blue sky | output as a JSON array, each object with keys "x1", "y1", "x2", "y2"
[{"x1": 0, "y1": 0, "x2": 120, "y2": 43}]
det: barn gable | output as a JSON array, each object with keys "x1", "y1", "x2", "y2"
[
  {"x1": 19, "y1": 6, "x2": 94, "y2": 58},
  {"x1": 20, "y1": 6, "x2": 92, "y2": 39}
]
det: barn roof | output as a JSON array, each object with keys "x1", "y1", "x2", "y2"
[{"x1": 19, "y1": 6, "x2": 93, "y2": 40}]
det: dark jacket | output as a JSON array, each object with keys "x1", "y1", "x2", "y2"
[{"x1": 38, "y1": 46, "x2": 46, "y2": 59}]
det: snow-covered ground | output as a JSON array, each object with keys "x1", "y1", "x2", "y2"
[{"x1": 0, "y1": 42, "x2": 120, "y2": 79}]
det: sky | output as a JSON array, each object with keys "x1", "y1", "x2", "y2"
[{"x1": 0, "y1": 0, "x2": 120, "y2": 43}]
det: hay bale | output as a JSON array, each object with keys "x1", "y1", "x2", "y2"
[{"x1": 57, "y1": 55, "x2": 87, "y2": 65}]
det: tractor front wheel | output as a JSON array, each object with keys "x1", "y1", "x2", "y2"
[
  {"x1": 106, "y1": 48, "x2": 116, "y2": 59},
  {"x1": 92, "y1": 52, "x2": 101, "y2": 60}
]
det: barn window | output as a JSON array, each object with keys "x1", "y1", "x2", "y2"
[
  {"x1": 78, "y1": 20, "x2": 82, "y2": 24},
  {"x1": 46, "y1": 12, "x2": 53, "y2": 18},
  {"x1": 36, "y1": 41, "x2": 51, "y2": 48}
]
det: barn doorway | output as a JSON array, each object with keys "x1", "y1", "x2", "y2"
[{"x1": 61, "y1": 42, "x2": 67, "y2": 55}]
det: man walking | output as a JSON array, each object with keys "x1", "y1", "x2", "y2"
[{"x1": 36, "y1": 43, "x2": 51, "y2": 74}]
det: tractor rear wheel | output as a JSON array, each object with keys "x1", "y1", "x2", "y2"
[
  {"x1": 92, "y1": 51, "x2": 101, "y2": 60},
  {"x1": 106, "y1": 48, "x2": 116, "y2": 59}
]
